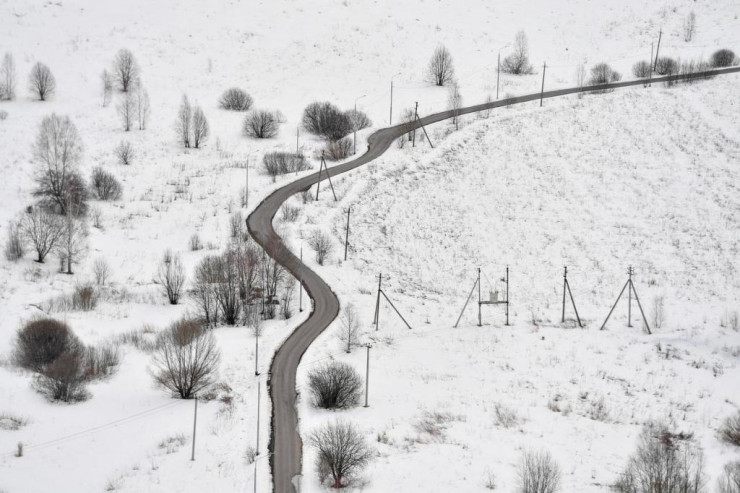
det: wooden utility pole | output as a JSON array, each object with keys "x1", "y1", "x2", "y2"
[
  {"x1": 540, "y1": 62, "x2": 547, "y2": 107},
  {"x1": 245, "y1": 158, "x2": 249, "y2": 207},
  {"x1": 299, "y1": 246, "x2": 303, "y2": 312},
  {"x1": 255, "y1": 382, "x2": 261, "y2": 455},
  {"x1": 649, "y1": 42, "x2": 654, "y2": 87},
  {"x1": 600, "y1": 266, "x2": 651, "y2": 334},
  {"x1": 496, "y1": 51, "x2": 501, "y2": 100},
  {"x1": 363, "y1": 345, "x2": 371, "y2": 408},
  {"x1": 191, "y1": 396, "x2": 198, "y2": 461},
  {"x1": 477, "y1": 267, "x2": 482, "y2": 326},
  {"x1": 561, "y1": 266, "x2": 583, "y2": 327},
  {"x1": 315, "y1": 151, "x2": 337, "y2": 201},
  {"x1": 653, "y1": 29, "x2": 662, "y2": 72},
  {"x1": 412, "y1": 102, "x2": 419, "y2": 147},
  {"x1": 254, "y1": 329, "x2": 260, "y2": 376},
  {"x1": 344, "y1": 207, "x2": 351, "y2": 261},
  {"x1": 373, "y1": 274, "x2": 382, "y2": 329},
  {"x1": 296, "y1": 127, "x2": 299, "y2": 156}
]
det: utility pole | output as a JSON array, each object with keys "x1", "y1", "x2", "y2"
[
  {"x1": 496, "y1": 51, "x2": 501, "y2": 100},
  {"x1": 244, "y1": 157, "x2": 249, "y2": 208},
  {"x1": 191, "y1": 396, "x2": 198, "y2": 461},
  {"x1": 649, "y1": 42, "x2": 654, "y2": 87},
  {"x1": 299, "y1": 245, "x2": 303, "y2": 312},
  {"x1": 561, "y1": 266, "x2": 583, "y2": 327},
  {"x1": 653, "y1": 29, "x2": 662, "y2": 72},
  {"x1": 600, "y1": 266, "x2": 651, "y2": 334},
  {"x1": 296, "y1": 127, "x2": 299, "y2": 156},
  {"x1": 256, "y1": 382, "x2": 261, "y2": 455},
  {"x1": 315, "y1": 151, "x2": 337, "y2": 201},
  {"x1": 627, "y1": 266, "x2": 633, "y2": 327},
  {"x1": 540, "y1": 62, "x2": 547, "y2": 107},
  {"x1": 344, "y1": 207, "x2": 351, "y2": 261},
  {"x1": 373, "y1": 274, "x2": 382, "y2": 330},
  {"x1": 255, "y1": 329, "x2": 260, "y2": 376},
  {"x1": 363, "y1": 345, "x2": 371, "y2": 407},
  {"x1": 412, "y1": 102, "x2": 419, "y2": 147},
  {"x1": 477, "y1": 267, "x2": 482, "y2": 326},
  {"x1": 390, "y1": 72, "x2": 401, "y2": 125},
  {"x1": 505, "y1": 266, "x2": 510, "y2": 326}
]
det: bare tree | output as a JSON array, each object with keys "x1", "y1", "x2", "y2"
[
  {"x1": 575, "y1": 63, "x2": 587, "y2": 98},
  {"x1": 308, "y1": 361, "x2": 362, "y2": 409},
  {"x1": 192, "y1": 255, "x2": 219, "y2": 328},
  {"x1": 4, "y1": 220, "x2": 24, "y2": 261},
  {"x1": 35, "y1": 350, "x2": 88, "y2": 402},
  {"x1": 93, "y1": 257, "x2": 111, "y2": 286},
  {"x1": 219, "y1": 88, "x2": 253, "y2": 111},
  {"x1": 281, "y1": 279, "x2": 295, "y2": 319},
  {"x1": 720, "y1": 411, "x2": 740, "y2": 447},
  {"x1": 156, "y1": 250, "x2": 186, "y2": 304},
  {"x1": 683, "y1": 12, "x2": 696, "y2": 42},
  {"x1": 191, "y1": 106, "x2": 209, "y2": 149},
  {"x1": 309, "y1": 420, "x2": 373, "y2": 488},
  {"x1": 22, "y1": 208, "x2": 65, "y2": 263},
  {"x1": 502, "y1": 31, "x2": 534, "y2": 75},
  {"x1": 101, "y1": 69, "x2": 113, "y2": 106},
  {"x1": 135, "y1": 85, "x2": 150, "y2": 130},
  {"x1": 152, "y1": 319, "x2": 221, "y2": 399},
  {"x1": 651, "y1": 296, "x2": 665, "y2": 329},
  {"x1": 308, "y1": 230, "x2": 333, "y2": 265},
  {"x1": 302, "y1": 102, "x2": 352, "y2": 141},
  {"x1": 58, "y1": 202, "x2": 87, "y2": 274},
  {"x1": 717, "y1": 461, "x2": 740, "y2": 493},
  {"x1": 115, "y1": 141, "x2": 134, "y2": 165},
  {"x1": 243, "y1": 109, "x2": 280, "y2": 139},
  {"x1": 116, "y1": 91, "x2": 135, "y2": 131},
  {"x1": 632, "y1": 61, "x2": 651, "y2": 79},
  {"x1": 261, "y1": 241, "x2": 285, "y2": 319},
  {"x1": 32, "y1": 114, "x2": 84, "y2": 215},
  {"x1": 345, "y1": 108, "x2": 372, "y2": 132},
  {"x1": 13, "y1": 318, "x2": 81, "y2": 371},
  {"x1": 447, "y1": 80, "x2": 462, "y2": 130},
  {"x1": 517, "y1": 450, "x2": 561, "y2": 493},
  {"x1": 28, "y1": 62, "x2": 56, "y2": 101},
  {"x1": 246, "y1": 305, "x2": 263, "y2": 336},
  {"x1": 426, "y1": 45, "x2": 455, "y2": 86},
  {"x1": 176, "y1": 95, "x2": 192, "y2": 148},
  {"x1": 615, "y1": 422, "x2": 705, "y2": 493},
  {"x1": 338, "y1": 303, "x2": 360, "y2": 353},
  {"x1": 91, "y1": 167, "x2": 122, "y2": 200},
  {"x1": 1, "y1": 52, "x2": 16, "y2": 100},
  {"x1": 112, "y1": 49, "x2": 139, "y2": 92}
]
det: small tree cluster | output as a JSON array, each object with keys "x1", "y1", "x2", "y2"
[
  {"x1": 262, "y1": 152, "x2": 308, "y2": 180},
  {"x1": 308, "y1": 361, "x2": 362, "y2": 409},
  {"x1": 615, "y1": 422, "x2": 705, "y2": 493},
  {"x1": 309, "y1": 420, "x2": 373, "y2": 489},
  {"x1": 589, "y1": 63, "x2": 622, "y2": 92},
  {"x1": 152, "y1": 319, "x2": 221, "y2": 399},
  {"x1": 426, "y1": 45, "x2": 455, "y2": 86},
  {"x1": 711, "y1": 49, "x2": 736, "y2": 68},
  {"x1": 243, "y1": 109, "x2": 280, "y2": 139},
  {"x1": 717, "y1": 461, "x2": 740, "y2": 493},
  {"x1": 683, "y1": 12, "x2": 696, "y2": 42},
  {"x1": 302, "y1": 102, "x2": 352, "y2": 141},
  {"x1": 91, "y1": 167, "x2": 122, "y2": 201},
  {"x1": 219, "y1": 88, "x2": 253, "y2": 111},
  {"x1": 1, "y1": 52, "x2": 16, "y2": 100},
  {"x1": 345, "y1": 108, "x2": 372, "y2": 132},
  {"x1": 175, "y1": 95, "x2": 209, "y2": 148},
  {"x1": 655, "y1": 57, "x2": 679, "y2": 76},
  {"x1": 502, "y1": 31, "x2": 534, "y2": 75},
  {"x1": 308, "y1": 230, "x2": 333, "y2": 265},
  {"x1": 156, "y1": 250, "x2": 186, "y2": 304},
  {"x1": 28, "y1": 62, "x2": 55, "y2": 101},
  {"x1": 4, "y1": 220, "x2": 24, "y2": 261}
]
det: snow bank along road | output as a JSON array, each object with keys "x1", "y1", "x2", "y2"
[{"x1": 245, "y1": 66, "x2": 740, "y2": 493}]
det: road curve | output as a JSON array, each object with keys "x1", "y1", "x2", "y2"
[{"x1": 245, "y1": 65, "x2": 740, "y2": 493}]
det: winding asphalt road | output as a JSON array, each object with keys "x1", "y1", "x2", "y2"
[{"x1": 245, "y1": 65, "x2": 740, "y2": 493}]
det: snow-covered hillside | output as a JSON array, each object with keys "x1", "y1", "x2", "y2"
[{"x1": 1, "y1": 0, "x2": 739, "y2": 491}]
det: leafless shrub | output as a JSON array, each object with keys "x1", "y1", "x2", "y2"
[
  {"x1": 117, "y1": 91, "x2": 135, "y2": 131},
  {"x1": 717, "y1": 461, "x2": 740, "y2": 493},
  {"x1": 134, "y1": 85, "x2": 150, "y2": 130},
  {"x1": 338, "y1": 303, "x2": 360, "y2": 353},
  {"x1": 35, "y1": 350, "x2": 89, "y2": 402},
  {"x1": 156, "y1": 250, "x2": 186, "y2": 305},
  {"x1": 16, "y1": 442, "x2": 23, "y2": 457},
  {"x1": 426, "y1": 45, "x2": 455, "y2": 86},
  {"x1": 494, "y1": 403, "x2": 520, "y2": 428},
  {"x1": 280, "y1": 203, "x2": 300, "y2": 222},
  {"x1": 300, "y1": 189, "x2": 313, "y2": 204},
  {"x1": 72, "y1": 284, "x2": 98, "y2": 311},
  {"x1": 116, "y1": 328, "x2": 159, "y2": 353},
  {"x1": 175, "y1": 95, "x2": 192, "y2": 148},
  {"x1": 191, "y1": 106, "x2": 209, "y2": 149},
  {"x1": 158, "y1": 433, "x2": 187, "y2": 454},
  {"x1": 263, "y1": 152, "x2": 308, "y2": 180},
  {"x1": 90, "y1": 206, "x2": 103, "y2": 229},
  {"x1": 152, "y1": 319, "x2": 221, "y2": 399},
  {"x1": 244, "y1": 445, "x2": 257, "y2": 464},
  {"x1": 82, "y1": 344, "x2": 120, "y2": 380},
  {"x1": 93, "y1": 257, "x2": 111, "y2": 286},
  {"x1": 4, "y1": 221, "x2": 24, "y2": 261},
  {"x1": 191, "y1": 255, "x2": 219, "y2": 328},
  {"x1": 652, "y1": 296, "x2": 665, "y2": 329},
  {"x1": 683, "y1": 12, "x2": 696, "y2": 42},
  {"x1": 219, "y1": 88, "x2": 253, "y2": 111},
  {"x1": 720, "y1": 411, "x2": 740, "y2": 447},
  {"x1": 21, "y1": 208, "x2": 65, "y2": 263},
  {"x1": 614, "y1": 422, "x2": 705, "y2": 493},
  {"x1": 0, "y1": 109, "x2": 7, "y2": 120},
  {"x1": 101, "y1": 69, "x2": 113, "y2": 106},
  {"x1": 589, "y1": 63, "x2": 622, "y2": 93},
  {"x1": 447, "y1": 80, "x2": 462, "y2": 129},
  {"x1": 0, "y1": 412, "x2": 29, "y2": 431},
  {"x1": 115, "y1": 141, "x2": 134, "y2": 165},
  {"x1": 632, "y1": 61, "x2": 652, "y2": 78},
  {"x1": 302, "y1": 102, "x2": 352, "y2": 141},
  {"x1": 517, "y1": 450, "x2": 561, "y2": 493},
  {"x1": 502, "y1": 31, "x2": 534, "y2": 75},
  {"x1": 28, "y1": 62, "x2": 55, "y2": 100},
  {"x1": 485, "y1": 469, "x2": 497, "y2": 490},
  {"x1": 32, "y1": 114, "x2": 87, "y2": 215},
  {"x1": 91, "y1": 167, "x2": 122, "y2": 200},
  {"x1": 13, "y1": 318, "x2": 82, "y2": 372},
  {"x1": 189, "y1": 233, "x2": 203, "y2": 251},
  {"x1": 309, "y1": 420, "x2": 373, "y2": 488},
  {"x1": 308, "y1": 361, "x2": 362, "y2": 409},
  {"x1": 1, "y1": 52, "x2": 16, "y2": 100},
  {"x1": 325, "y1": 137, "x2": 352, "y2": 161},
  {"x1": 243, "y1": 110, "x2": 280, "y2": 139},
  {"x1": 711, "y1": 49, "x2": 736, "y2": 68},
  {"x1": 346, "y1": 108, "x2": 372, "y2": 132},
  {"x1": 112, "y1": 49, "x2": 139, "y2": 92},
  {"x1": 229, "y1": 211, "x2": 243, "y2": 238},
  {"x1": 655, "y1": 57, "x2": 679, "y2": 75},
  {"x1": 308, "y1": 230, "x2": 333, "y2": 265},
  {"x1": 281, "y1": 280, "x2": 295, "y2": 319}
]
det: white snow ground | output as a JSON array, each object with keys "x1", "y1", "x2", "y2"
[{"x1": 1, "y1": 0, "x2": 739, "y2": 491}]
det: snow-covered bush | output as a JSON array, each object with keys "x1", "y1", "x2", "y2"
[
  {"x1": 34, "y1": 350, "x2": 88, "y2": 402},
  {"x1": 309, "y1": 420, "x2": 373, "y2": 488},
  {"x1": 302, "y1": 101, "x2": 352, "y2": 141},
  {"x1": 589, "y1": 63, "x2": 622, "y2": 92},
  {"x1": 156, "y1": 250, "x2": 186, "y2": 305},
  {"x1": 720, "y1": 411, "x2": 740, "y2": 447},
  {"x1": 262, "y1": 151, "x2": 308, "y2": 180},
  {"x1": 711, "y1": 49, "x2": 736, "y2": 68},
  {"x1": 219, "y1": 88, "x2": 253, "y2": 111},
  {"x1": 243, "y1": 109, "x2": 280, "y2": 139},
  {"x1": 717, "y1": 461, "x2": 740, "y2": 493},
  {"x1": 3, "y1": 220, "x2": 24, "y2": 261},
  {"x1": 307, "y1": 361, "x2": 362, "y2": 409},
  {"x1": 502, "y1": 31, "x2": 534, "y2": 75},
  {"x1": 28, "y1": 62, "x2": 55, "y2": 100},
  {"x1": 517, "y1": 450, "x2": 561, "y2": 493},
  {"x1": 91, "y1": 167, "x2": 122, "y2": 201},
  {"x1": 13, "y1": 318, "x2": 82, "y2": 372},
  {"x1": 325, "y1": 137, "x2": 352, "y2": 161},
  {"x1": 115, "y1": 141, "x2": 134, "y2": 165},
  {"x1": 308, "y1": 229, "x2": 333, "y2": 265},
  {"x1": 655, "y1": 57, "x2": 679, "y2": 76},
  {"x1": 632, "y1": 61, "x2": 651, "y2": 78}
]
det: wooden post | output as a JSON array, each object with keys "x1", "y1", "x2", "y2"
[
  {"x1": 191, "y1": 397, "x2": 198, "y2": 461},
  {"x1": 653, "y1": 29, "x2": 662, "y2": 72},
  {"x1": 373, "y1": 274, "x2": 382, "y2": 329},
  {"x1": 477, "y1": 267, "x2": 482, "y2": 326},
  {"x1": 540, "y1": 62, "x2": 547, "y2": 107},
  {"x1": 344, "y1": 208, "x2": 351, "y2": 261},
  {"x1": 412, "y1": 102, "x2": 418, "y2": 147},
  {"x1": 364, "y1": 345, "x2": 370, "y2": 407}
]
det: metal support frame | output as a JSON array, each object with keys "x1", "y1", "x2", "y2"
[
  {"x1": 600, "y1": 266, "x2": 651, "y2": 334},
  {"x1": 561, "y1": 266, "x2": 583, "y2": 327},
  {"x1": 315, "y1": 151, "x2": 337, "y2": 201}
]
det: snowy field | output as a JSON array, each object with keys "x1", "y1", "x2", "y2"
[
  {"x1": 0, "y1": 0, "x2": 739, "y2": 491},
  {"x1": 288, "y1": 78, "x2": 740, "y2": 492}
]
